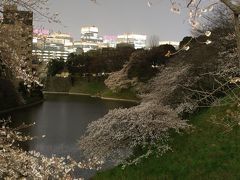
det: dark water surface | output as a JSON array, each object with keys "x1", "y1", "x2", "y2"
[{"x1": 0, "y1": 94, "x2": 135, "y2": 179}]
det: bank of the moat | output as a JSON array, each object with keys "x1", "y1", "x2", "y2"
[{"x1": 45, "y1": 76, "x2": 140, "y2": 102}]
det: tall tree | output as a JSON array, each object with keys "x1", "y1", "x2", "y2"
[
  {"x1": 148, "y1": 35, "x2": 160, "y2": 48},
  {"x1": 185, "y1": 0, "x2": 240, "y2": 61},
  {"x1": 220, "y1": 0, "x2": 240, "y2": 62},
  {"x1": 0, "y1": 0, "x2": 59, "y2": 85}
]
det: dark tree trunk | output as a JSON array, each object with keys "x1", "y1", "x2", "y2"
[{"x1": 234, "y1": 13, "x2": 240, "y2": 64}]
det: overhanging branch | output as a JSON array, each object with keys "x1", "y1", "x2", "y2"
[{"x1": 221, "y1": 0, "x2": 240, "y2": 14}]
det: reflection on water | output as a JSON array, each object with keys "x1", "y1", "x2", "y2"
[{"x1": 0, "y1": 94, "x2": 135, "y2": 179}]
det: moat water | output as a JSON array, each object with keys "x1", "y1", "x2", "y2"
[{"x1": 0, "y1": 94, "x2": 135, "y2": 179}]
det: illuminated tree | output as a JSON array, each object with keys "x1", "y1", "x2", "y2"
[
  {"x1": 0, "y1": 119, "x2": 102, "y2": 179},
  {"x1": 0, "y1": 0, "x2": 59, "y2": 85},
  {"x1": 184, "y1": 0, "x2": 240, "y2": 61},
  {"x1": 80, "y1": 28, "x2": 238, "y2": 165}
]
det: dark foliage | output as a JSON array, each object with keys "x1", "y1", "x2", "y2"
[
  {"x1": 47, "y1": 58, "x2": 65, "y2": 76},
  {"x1": 148, "y1": 44, "x2": 176, "y2": 65},
  {"x1": 162, "y1": 34, "x2": 237, "y2": 112},
  {"x1": 0, "y1": 79, "x2": 21, "y2": 110},
  {"x1": 65, "y1": 47, "x2": 135, "y2": 75},
  {"x1": 126, "y1": 50, "x2": 155, "y2": 81},
  {"x1": 66, "y1": 53, "x2": 88, "y2": 75},
  {"x1": 125, "y1": 45, "x2": 176, "y2": 82}
]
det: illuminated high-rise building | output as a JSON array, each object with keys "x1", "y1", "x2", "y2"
[
  {"x1": 117, "y1": 33, "x2": 147, "y2": 49},
  {"x1": 103, "y1": 35, "x2": 117, "y2": 48},
  {"x1": 75, "y1": 26, "x2": 103, "y2": 52},
  {"x1": 32, "y1": 31, "x2": 74, "y2": 62},
  {"x1": 80, "y1": 26, "x2": 103, "y2": 43}
]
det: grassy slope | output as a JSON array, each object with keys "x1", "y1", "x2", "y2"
[
  {"x1": 94, "y1": 101, "x2": 240, "y2": 179},
  {"x1": 69, "y1": 78, "x2": 139, "y2": 101}
]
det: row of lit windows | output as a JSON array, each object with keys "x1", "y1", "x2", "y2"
[{"x1": 32, "y1": 50, "x2": 69, "y2": 54}]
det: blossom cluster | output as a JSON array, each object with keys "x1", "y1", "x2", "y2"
[
  {"x1": 104, "y1": 66, "x2": 138, "y2": 92},
  {"x1": 80, "y1": 63, "x2": 192, "y2": 164},
  {"x1": 0, "y1": 0, "x2": 60, "y2": 85},
  {"x1": 79, "y1": 101, "x2": 190, "y2": 164},
  {"x1": 79, "y1": 29, "x2": 239, "y2": 165},
  {"x1": 0, "y1": 119, "x2": 103, "y2": 179}
]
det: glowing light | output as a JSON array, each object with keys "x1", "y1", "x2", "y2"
[
  {"x1": 205, "y1": 40, "x2": 212, "y2": 45},
  {"x1": 208, "y1": 5, "x2": 214, "y2": 12},
  {"x1": 170, "y1": 3, "x2": 181, "y2": 14},
  {"x1": 189, "y1": 19, "x2": 199, "y2": 27},
  {"x1": 184, "y1": 46, "x2": 190, "y2": 51},
  {"x1": 164, "y1": 50, "x2": 172, "y2": 57},
  {"x1": 205, "y1": 31, "x2": 211, "y2": 37},
  {"x1": 147, "y1": 1, "x2": 152, "y2": 7},
  {"x1": 201, "y1": 8, "x2": 208, "y2": 13}
]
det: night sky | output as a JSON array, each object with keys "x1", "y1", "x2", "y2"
[{"x1": 34, "y1": 0, "x2": 192, "y2": 42}]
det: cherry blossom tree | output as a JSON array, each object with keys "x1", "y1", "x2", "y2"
[
  {"x1": 0, "y1": 119, "x2": 103, "y2": 179},
  {"x1": 79, "y1": 101, "x2": 190, "y2": 165},
  {"x1": 80, "y1": 17, "x2": 238, "y2": 165},
  {"x1": 0, "y1": 1, "x2": 94, "y2": 179},
  {"x1": 91, "y1": 0, "x2": 240, "y2": 61},
  {"x1": 181, "y1": 0, "x2": 240, "y2": 61},
  {"x1": 0, "y1": 0, "x2": 59, "y2": 85},
  {"x1": 131, "y1": 0, "x2": 238, "y2": 60},
  {"x1": 220, "y1": 0, "x2": 240, "y2": 60}
]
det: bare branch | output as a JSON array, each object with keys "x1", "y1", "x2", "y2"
[{"x1": 221, "y1": 0, "x2": 240, "y2": 14}]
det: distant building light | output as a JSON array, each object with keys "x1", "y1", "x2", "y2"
[
  {"x1": 117, "y1": 33, "x2": 147, "y2": 49},
  {"x1": 33, "y1": 29, "x2": 49, "y2": 36}
]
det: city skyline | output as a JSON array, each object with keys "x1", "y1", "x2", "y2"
[
  {"x1": 32, "y1": 26, "x2": 150, "y2": 62},
  {"x1": 34, "y1": 0, "x2": 192, "y2": 42}
]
